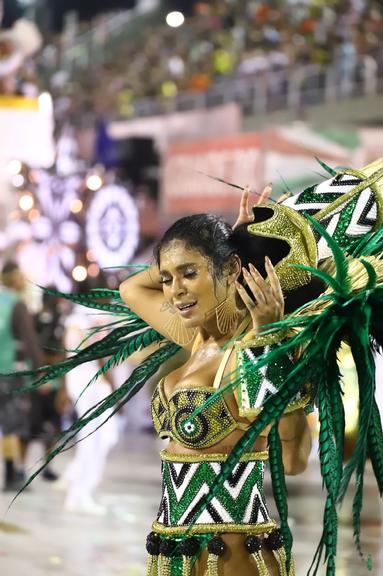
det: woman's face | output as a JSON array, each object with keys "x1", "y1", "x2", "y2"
[{"x1": 159, "y1": 240, "x2": 227, "y2": 329}]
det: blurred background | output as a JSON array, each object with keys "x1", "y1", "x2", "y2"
[{"x1": 0, "y1": 1, "x2": 382, "y2": 575}]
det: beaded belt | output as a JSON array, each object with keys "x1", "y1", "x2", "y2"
[
  {"x1": 145, "y1": 450, "x2": 294, "y2": 576},
  {"x1": 153, "y1": 449, "x2": 274, "y2": 535}
]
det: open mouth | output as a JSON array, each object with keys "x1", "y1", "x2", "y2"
[{"x1": 176, "y1": 302, "x2": 197, "y2": 312}]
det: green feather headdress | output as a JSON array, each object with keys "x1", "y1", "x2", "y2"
[
  {"x1": 185, "y1": 216, "x2": 383, "y2": 575},
  {"x1": 1, "y1": 283, "x2": 181, "y2": 502}
]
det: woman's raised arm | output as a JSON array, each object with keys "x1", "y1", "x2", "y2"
[{"x1": 119, "y1": 266, "x2": 176, "y2": 343}]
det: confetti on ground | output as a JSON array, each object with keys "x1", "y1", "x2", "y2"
[
  {"x1": 0, "y1": 522, "x2": 29, "y2": 534},
  {"x1": 49, "y1": 555, "x2": 62, "y2": 566}
]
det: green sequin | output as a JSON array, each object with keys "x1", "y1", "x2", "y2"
[
  {"x1": 236, "y1": 342, "x2": 303, "y2": 416},
  {"x1": 160, "y1": 458, "x2": 265, "y2": 526}
]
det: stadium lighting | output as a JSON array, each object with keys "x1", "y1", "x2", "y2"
[
  {"x1": 86, "y1": 174, "x2": 103, "y2": 191},
  {"x1": 70, "y1": 199, "x2": 83, "y2": 214},
  {"x1": 86, "y1": 249, "x2": 95, "y2": 261},
  {"x1": 72, "y1": 265, "x2": 88, "y2": 282},
  {"x1": 88, "y1": 263, "x2": 100, "y2": 277},
  {"x1": 38, "y1": 92, "x2": 53, "y2": 115},
  {"x1": 166, "y1": 11, "x2": 185, "y2": 27},
  {"x1": 7, "y1": 160, "x2": 22, "y2": 176},
  {"x1": 19, "y1": 194, "x2": 34, "y2": 211},
  {"x1": 12, "y1": 174, "x2": 25, "y2": 188},
  {"x1": 28, "y1": 209, "x2": 40, "y2": 221}
]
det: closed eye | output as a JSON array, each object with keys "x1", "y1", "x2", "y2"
[{"x1": 160, "y1": 277, "x2": 172, "y2": 285}]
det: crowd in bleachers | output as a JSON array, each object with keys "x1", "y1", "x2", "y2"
[{"x1": 48, "y1": 0, "x2": 383, "y2": 119}]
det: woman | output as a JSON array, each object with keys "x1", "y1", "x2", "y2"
[
  {"x1": 119, "y1": 190, "x2": 312, "y2": 576},
  {"x1": 6, "y1": 159, "x2": 383, "y2": 576}
]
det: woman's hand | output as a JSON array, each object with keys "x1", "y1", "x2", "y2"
[
  {"x1": 232, "y1": 183, "x2": 272, "y2": 230},
  {"x1": 235, "y1": 257, "x2": 284, "y2": 332}
]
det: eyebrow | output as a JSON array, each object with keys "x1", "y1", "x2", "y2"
[{"x1": 159, "y1": 262, "x2": 197, "y2": 274}]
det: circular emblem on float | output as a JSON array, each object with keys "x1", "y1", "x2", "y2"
[{"x1": 86, "y1": 184, "x2": 140, "y2": 268}]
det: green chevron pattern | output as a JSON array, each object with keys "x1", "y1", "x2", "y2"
[{"x1": 157, "y1": 456, "x2": 269, "y2": 528}]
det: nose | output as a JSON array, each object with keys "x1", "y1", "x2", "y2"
[{"x1": 171, "y1": 277, "x2": 186, "y2": 298}]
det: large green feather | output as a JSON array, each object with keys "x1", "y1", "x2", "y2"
[
  {"x1": 185, "y1": 220, "x2": 383, "y2": 575},
  {"x1": 268, "y1": 422, "x2": 293, "y2": 570},
  {"x1": 38, "y1": 285, "x2": 130, "y2": 314},
  {"x1": 350, "y1": 227, "x2": 383, "y2": 258},
  {"x1": 56, "y1": 341, "x2": 179, "y2": 454},
  {"x1": 76, "y1": 328, "x2": 164, "y2": 402},
  {"x1": 367, "y1": 400, "x2": 383, "y2": 496},
  {"x1": 8, "y1": 342, "x2": 179, "y2": 504},
  {"x1": 338, "y1": 307, "x2": 374, "y2": 501},
  {"x1": 5, "y1": 321, "x2": 146, "y2": 393},
  {"x1": 309, "y1": 382, "x2": 338, "y2": 576}
]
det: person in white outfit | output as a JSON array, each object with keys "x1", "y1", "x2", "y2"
[{"x1": 61, "y1": 303, "x2": 119, "y2": 514}]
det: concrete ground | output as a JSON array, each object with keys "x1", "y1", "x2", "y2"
[{"x1": 0, "y1": 434, "x2": 381, "y2": 576}]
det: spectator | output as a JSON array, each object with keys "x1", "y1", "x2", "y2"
[
  {"x1": 37, "y1": 0, "x2": 383, "y2": 123},
  {"x1": 0, "y1": 261, "x2": 43, "y2": 491},
  {"x1": 58, "y1": 281, "x2": 119, "y2": 514},
  {"x1": 33, "y1": 290, "x2": 67, "y2": 482}
]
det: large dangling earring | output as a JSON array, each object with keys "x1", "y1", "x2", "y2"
[
  {"x1": 215, "y1": 283, "x2": 239, "y2": 335},
  {"x1": 163, "y1": 303, "x2": 197, "y2": 346}
]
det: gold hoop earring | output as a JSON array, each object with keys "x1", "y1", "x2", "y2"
[
  {"x1": 163, "y1": 304, "x2": 197, "y2": 346},
  {"x1": 215, "y1": 284, "x2": 239, "y2": 335}
]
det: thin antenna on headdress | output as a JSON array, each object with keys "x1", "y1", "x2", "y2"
[
  {"x1": 275, "y1": 171, "x2": 293, "y2": 204},
  {"x1": 314, "y1": 157, "x2": 337, "y2": 177},
  {"x1": 278, "y1": 172, "x2": 292, "y2": 191},
  {"x1": 196, "y1": 170, "x2": 278, "y2": 203}
]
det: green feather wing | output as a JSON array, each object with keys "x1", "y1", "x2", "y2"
[
  {"x1": 185, "y1": 221, "x2": 383, "y2": 575},
  {"x1": 367, "y1": 399, "x2": 383, "y2": 497},
  {"x1": 9, "y1": 341, "x2": 179, "y2": 504},
  {"x1": 268, "y1": 422, "x2": 293, "y2": 569}
]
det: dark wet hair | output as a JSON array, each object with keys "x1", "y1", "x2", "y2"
[
  {"x1": 154, "y1": 214, "x2": 236, "y2": 278},
  {"x1": 155, "y1": 213, "x2": 324, "y2": 312}
]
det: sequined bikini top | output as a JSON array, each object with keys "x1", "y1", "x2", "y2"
[{"x1": 151, "y1": 346, "x2": 249, "y2": 450}]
